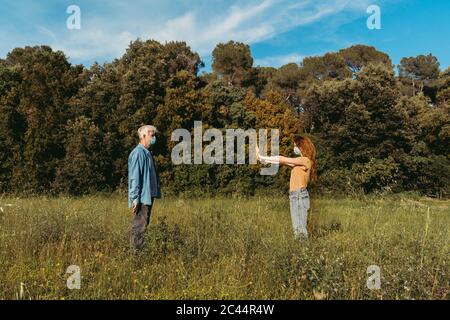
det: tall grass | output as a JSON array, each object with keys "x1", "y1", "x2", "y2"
[{"x1": 0, "y1": 194, "x2": 448, "y2": 299}]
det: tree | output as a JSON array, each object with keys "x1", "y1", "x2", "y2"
[
  {"x1": 69, "y1": 40, "x2": 204, "y2": 188},
  {"x1": 436, "y1": 67, "x2": 450, "y2": 105},
  {"x1": 245, "y1": 90, "x2": 304, "y2": 191},
  {"x1": 301, "y1": 53, "x2": 352, "y2": 81},
  {"x1": 245, "y1": 66, "x2": 276, "y2": 97},
  {"x1": 3, "y1": 46, "x2": 83, "y2": 193},
  {"x1": 0, "y1": 41, "x2": 448, "y2": 197},
  {"x1": 264, "y1": 63, "x2": 305, "y2": 112},
  {"x1": 212, "y1": 41, "x2": 253, "y2": 87},
  {"x1": 0, "y1": 63, "x2": 24, "y2": 192},
  {"x1": 304, "y1": 64, "x2": 403, "y2": 169},
  {"x1": 399, "y1": 54, "x2": 440, "y2": 96},
  {"x1": 339, "y1": 45, "x2": 393, "y2": 73},
  {"x1": 54, "y1": 116, "x2": 115, "y2": 195}
]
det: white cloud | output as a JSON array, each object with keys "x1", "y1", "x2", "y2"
[
  {"x1": 254, "y1": 53, "x2": 305, "y2": 67},
  {"x1": 53, "y1": 28, "x2": 135, "y2": 61},
  {"x1": 1, "y1": 0, "x2": 382, "y2": 65},
  {"x1": 149, "y1": 0, "x2": 371, "y2": 55}
]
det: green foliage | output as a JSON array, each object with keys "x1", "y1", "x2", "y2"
[
  {"x1": 352, "y1": 157, "x2": 401, "y2": 193},
  {"x1": 304, "y1": 64, "x2": 449, "y2": 196},
  {"x1": 0, "y1": 64, "x2": 23, "y2": 192},
  {"x1": 0, "y1": 42, "x2": 448, "y2": 198},
  {"x1": 399, "y1": 54, "x2": 440, "y2": 82},
  {"x1": 399, "y1": 54, "x2": 440, "y2": 97},
  {"x1": 339, "y1": 45, "x2": 393, "y2": 73},
  {"x1": 212, "y1": 41, "x2": 253, "y2": 87},
  {"x1": 301, "y1": 52, "x2": 352, "y2": 81},
  {"x1": 54, "y1": 116, "x2": 115, "y2": 195},
  {"x1": 0, "y1": 46, "x2": 83, "y2": 193}
]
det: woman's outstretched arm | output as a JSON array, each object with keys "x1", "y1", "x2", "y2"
[
  {"x1": 258, "y1": 155, "x2": 310, "y2": 168},
  {"x1": 256, "y1": 146, "x2": 309, "y2": 169}
]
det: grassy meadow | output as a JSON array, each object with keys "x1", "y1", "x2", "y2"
[{"x1": 0, "y1": 193, "x2": 448, "y2": 300}]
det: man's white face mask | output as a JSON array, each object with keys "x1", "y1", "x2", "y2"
[{"x1": 293, "y1": 146, "x2": 302, "y2": 156}]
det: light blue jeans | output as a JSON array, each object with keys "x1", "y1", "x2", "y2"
[{"x1": 289, "y1": 187, "x2": 310, "y2": 239}]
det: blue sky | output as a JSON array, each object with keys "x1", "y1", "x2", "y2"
[{"x1": 0, "y1": 0, "x2": 448, "y2": 72}]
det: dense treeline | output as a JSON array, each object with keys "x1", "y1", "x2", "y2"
[{"x1": 0, "y1": 41, "x2": 449, "y2": 197}]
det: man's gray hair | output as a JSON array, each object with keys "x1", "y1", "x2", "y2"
[{"x1": 138, "y1": 125, "x2": 157, "y2": 140}]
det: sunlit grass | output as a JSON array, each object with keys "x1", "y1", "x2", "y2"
[{"x1": 0, "y1": 194, "x2": 448, "y2": 300}]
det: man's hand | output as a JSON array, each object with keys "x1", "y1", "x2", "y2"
[{"x1": 131, "y1": 201, "x2": 139, "y2": 214}]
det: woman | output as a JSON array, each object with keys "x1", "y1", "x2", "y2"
[{"x1": 256, "y1": 135, "x2": 317, "y2": 239}]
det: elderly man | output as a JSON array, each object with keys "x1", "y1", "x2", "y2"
[{"x1": 128, "y1": 125, "x2": 161, "y2": 252}]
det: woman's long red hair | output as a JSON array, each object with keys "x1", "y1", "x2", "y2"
[{"x1": 294, "y1": 135, "x2": 317, "y2": 182}]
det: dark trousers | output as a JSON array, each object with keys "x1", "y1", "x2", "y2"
[{"x1": 130, "y1": 200, "x2": 154, "y2": 251}]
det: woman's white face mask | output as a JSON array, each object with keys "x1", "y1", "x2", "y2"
[{"x1": 293, "y1": 146, "x2": 302, "y2": 156}]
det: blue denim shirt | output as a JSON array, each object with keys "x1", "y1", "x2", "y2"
[{"x1": 128, "y1": 143, "x2": 161, "y2": 208}]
